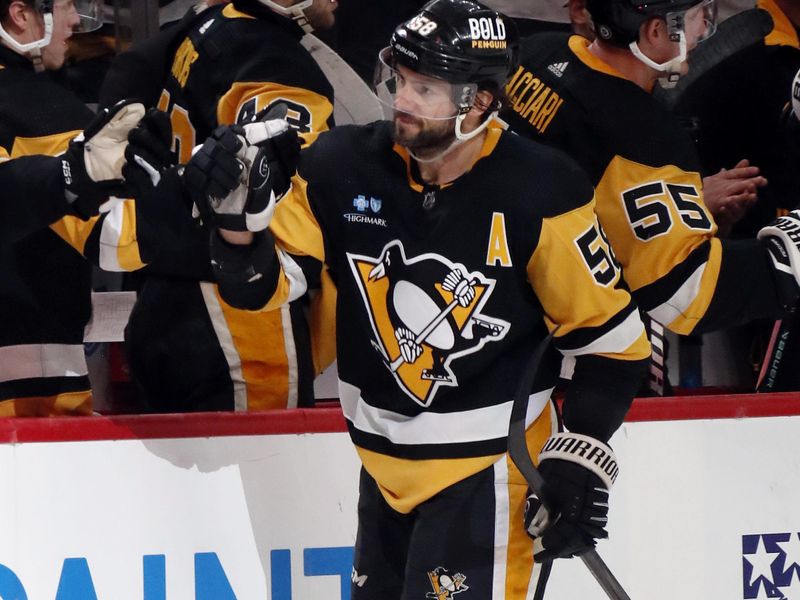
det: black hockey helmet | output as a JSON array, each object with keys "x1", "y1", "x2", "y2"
[
  {"x1": 587, "y1": 0, "x2": 717, "y2": 46},
  {"x1": 386, "y1": 0, "x2": 520, "y2": 93}
]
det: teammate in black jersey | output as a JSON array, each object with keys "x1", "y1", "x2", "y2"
[
  {"x1": 167, "y1": 1, "x2": 653, "y2": 596},
  {"x1": 502, "y1": 0, "x2": 800, "y2": 370},
  {"x1": 121, "y1": 0, "x2": 340, "y2": 414}
]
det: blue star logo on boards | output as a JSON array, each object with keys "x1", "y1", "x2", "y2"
[{"x1": 742, "y1": 532, "x2": 800, "y2": 599}]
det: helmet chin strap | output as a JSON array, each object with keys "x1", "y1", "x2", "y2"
[
  {"x1": 408, "y1": 111, "x2": 496, "y2": 163},
  {"x1": 258, "y1": 0, "x2": 315, "y2": 33},
  {"x1": 628, "y1": 30, "x2": 687, "y2": 89},
  {"x1": 0, "y1": 12, "x2": 53, "y2": 72}
]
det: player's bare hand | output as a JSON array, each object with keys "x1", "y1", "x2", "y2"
[{"x1": 703, "y1": 159, "x2": 766, "y2": 236}]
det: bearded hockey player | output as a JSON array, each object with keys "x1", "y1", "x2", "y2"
[
  {"x1": 181, "y1": 0, "x2": 652, "y2": 596},
  {"x1": 124, "y1": 0, "x2": 339, "y2": 413},
  {"x1": 501, "y1": 0, "x2": 800, "y2": 381}
]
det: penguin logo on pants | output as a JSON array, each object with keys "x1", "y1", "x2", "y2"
[
  {"x1": 348, "y1": 240, "x2": 509, "y2": 407},
  {"x1": 426, "y1": 567, "x2": 469, "y2": 599}
]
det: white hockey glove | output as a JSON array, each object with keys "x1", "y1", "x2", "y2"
[
  {"x1": 188, "y1": 114, "x2": 301, "y2": 232},
  {"x1": 62, "y1": 99, "x2": 145, "y2": 218},
  {"x1": 758, "y1": 210, "x2": 800, "y2": 291},
  {"x1": 524, "y1": 432, "x2": 617, "y2": 562}
]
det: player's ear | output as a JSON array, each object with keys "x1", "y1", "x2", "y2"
[
  {"x1": 639, "y1": 16, "x2": 665, "y2": 47},
  {"x1": 5, "y1": 0, "x2": 32, "y2": 33}
]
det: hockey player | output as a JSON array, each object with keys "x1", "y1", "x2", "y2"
[
  {"x1": 0, "y1": 0, "x2": 163, "y2": 416},
  {"x1": 97, "y1": 1, "x2": 232, "y2": 110},
  {"x1": 123, "y1": 0, "x2": 339, "y2": 414},
  {"x1": 184, "y1": 0, "x2": 651, "y2": 595},
  {"x1": 663, "y1": 0, "x2": 800, "y2": 239},
  {"x1": 501, "y1": 0, "x2": 800, "y2": 369}
]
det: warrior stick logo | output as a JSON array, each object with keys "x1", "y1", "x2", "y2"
[{"x1": 348, "y1": 240, "x2": 509, "y2": 407}]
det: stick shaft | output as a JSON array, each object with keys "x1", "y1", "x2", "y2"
[{"x1": 507, "y1": 331, "x2": 632, "y2": 600}]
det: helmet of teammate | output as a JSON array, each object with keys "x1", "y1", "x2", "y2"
[
  {"x1": 257, "y1": 0, "x2": 315, "y2": 33},
  {"x1": 586, "y1": 0, "x2": 717, "y2": 87},
  {"x1": 0, "y1": 0, "x2": 101, "y2": 67},
  {"x1": 374, "y1": 0, "x2": 519, "y2": 140},
  {"x1": 587, "y1": 0, "x2": 716, "y2": 45}
]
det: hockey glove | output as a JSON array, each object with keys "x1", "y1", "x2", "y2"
[
  {"x1": 524, "y1": 432, "x2": 617, "y2": 562},
  {"x1": 183, "y1": 125, "x2": 248, "y2": 227},
  {"x1": 61, "y1": 99, "x2": 145, "y2": 218},
  {"x1": 758, "y1": 210, "x2": 800, "y2": 304},
  {"x1": 190, "y1": 118, "x2": 300, "y2": 232},
  {"x1": 122, "y1": 107, "x2": 175, "y2": 190}
]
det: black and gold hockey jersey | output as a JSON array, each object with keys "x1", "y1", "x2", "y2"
[
  {"x1": 502, "y1": 33, "x2": 790, "y2": 336},
  {"x1": 0, "y1": 45, "x2": 145, "y2": 416},
  {"x1": 220, "y1": 121, "x2": 650, "y2": 512},
  {"x1": 126, "y1": 1, "x2": 335, "y2": 412}
]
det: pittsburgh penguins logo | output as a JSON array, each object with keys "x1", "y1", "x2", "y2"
[
  {"x1": 348, "y1": 240, "x2": 509, "y2": 407},
  {"x1": 426, "y1": 567, "x2": 469, "y2": 599}
]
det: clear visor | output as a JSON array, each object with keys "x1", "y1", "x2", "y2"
[
  {"x1": 373, "y1": 47, "x2": 478, "y2": 122},
  {"x1": 71, "y1": 0, "x2": 103, "y2": 34},
  {"x1": 668, "y1": 0, "x2": 717, "y2": 44}
]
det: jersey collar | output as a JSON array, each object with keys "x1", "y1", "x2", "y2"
[
  {"x1": 392, "y1": 120, "x2": 504, "y2": 192},
  {"x1": 567, "y1": 35, "x2": 630, "y2": 81}
]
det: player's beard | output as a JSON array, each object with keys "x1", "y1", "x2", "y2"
[{"x1": 392, "y1": 111, "x2": 456, "y2": 160}]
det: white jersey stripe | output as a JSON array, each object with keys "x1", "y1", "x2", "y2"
[
  {"x1": 98, "y1": 199, "x2": 125, "y2": 272},
  {"x1": 339, "y1": 382, "x2": 552, "y2": 446},
  {"x1": 200, "y1": 282, "x2": 248, "y2": 411},
  {"x1": 0, "y1": 343, "x2": 87, "y2": 383},
  {"x1": 647, "y1": 262, "x2": 706, "y2": 327},
  {"x1": 492, "y1": 458, "x2": 510, "y2": 600},
  {"x1": 560, "y1": 309, "x2": 645, "y2": 357}
]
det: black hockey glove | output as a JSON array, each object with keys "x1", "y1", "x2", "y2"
[
  {"x1": 524, "y1": 432, "x2": 617, "y2": 562},
  {"x1": 758, "y1": 210, "x2": 800, "y2": 306},
  {"x1": 182, "y1": 124, "x2": 246, "y2": 226},
  {"x1": 122, "y1": 107, "x2": 176, "y2": 193},
  {"x1": 61, "y1": 99, "x2": 145, "y2": 218},
  {"x1": 188, "y1": 117, "x2": 300, "y2": 232}
]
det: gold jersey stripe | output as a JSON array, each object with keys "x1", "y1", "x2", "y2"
[
  {"x1": 10, "y1": 130, "x2": 79, "y2": 158},
  {"x1": 0, "y1": 390, "x2": 92, "y2": 417},
  {"x1": 222, "y1": 3, "x2": 256, "y2": 19}
]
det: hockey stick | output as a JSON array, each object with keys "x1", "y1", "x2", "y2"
[
  {"x1": 756, "y1": 308, "x2": 797, "y2": 392},
  {"x1": 507, "y1": 330, "x2": 633, "y2": 600}
]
